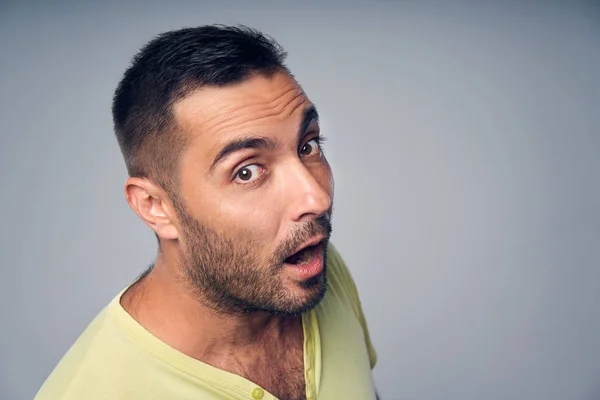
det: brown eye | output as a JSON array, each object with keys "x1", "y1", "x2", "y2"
[
  {"x1": 234, "y1": 164, "x2": 261, "y2": 184},
  {"x1": 238, "y1": 167, "x2": 252, "y2": 181},
  {"x1": 300, "y1": 138, "x2": 320, "y2": 157}
]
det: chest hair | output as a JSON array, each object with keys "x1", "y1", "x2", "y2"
[{"x1": 217, "y1": 322, "x2": 307, "y2": 400}]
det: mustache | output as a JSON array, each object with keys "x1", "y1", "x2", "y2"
[{"x1": 272, "y1": 214, "x2": 332, "y2": 264}]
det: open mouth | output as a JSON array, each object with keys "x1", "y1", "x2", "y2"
[
  {"x1": 282, "y1": 241, "x2": 325, "y2": 280},
  {"x1": 284, "y1": 244, "x2": 318, "y2": 266}
]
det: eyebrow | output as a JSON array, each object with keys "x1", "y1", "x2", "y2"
[
  {"x1": 209, "y1": 105, "x2": 320, "y2": 172},
  {"x1": 298, "y1": 105, "x2": 319, "y2": 143}
]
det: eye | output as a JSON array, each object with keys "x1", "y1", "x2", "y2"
[
  {"x1": 234, "y1": 164, "x2": 262, "y2": 184},
  {"x1": 299, "y1": 137, "x2": 322, "y2": 158}
]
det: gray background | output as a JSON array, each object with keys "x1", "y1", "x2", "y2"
[{"x1": 1, "y1": 1, "x2": 599, "y2": 399}]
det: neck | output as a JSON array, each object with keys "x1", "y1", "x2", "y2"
[{"x1": 120, "y1": 250, "x2": 298, "y2": 361}]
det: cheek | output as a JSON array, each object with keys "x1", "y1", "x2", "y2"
[
  {"x1": 203, "y1": 188, "x2": 284, "y2": 242},
  {"x1": 313, "y1": 161, "x2": 335, "y2": 198}
]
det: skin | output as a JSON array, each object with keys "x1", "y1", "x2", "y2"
[{"x1": 120, "y1": 71, "x2": 334, "y2": 397}]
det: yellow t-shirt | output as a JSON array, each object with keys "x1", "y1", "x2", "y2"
[{"x1": 35, "y1": 244, "x2": 377, "y2": 400}]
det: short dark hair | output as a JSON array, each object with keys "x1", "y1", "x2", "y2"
[{"x1": 112, "y1": 25, "x2": 289, "y2": 194}]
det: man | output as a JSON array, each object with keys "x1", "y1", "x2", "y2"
[{"x1": 35, "y1": 25, "x2": 378, "y2": 400}]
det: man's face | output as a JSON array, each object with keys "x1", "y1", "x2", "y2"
[{"x1": 170, "y1": 71, "x2": 334, "y2": 315}]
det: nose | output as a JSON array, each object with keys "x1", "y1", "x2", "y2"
[{"x1": 284, "y1": 161, "x2": 332, "y2": 223}]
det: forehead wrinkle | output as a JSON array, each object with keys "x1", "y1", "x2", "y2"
[
  {"x1": 205, "y1": 91, "x2": 306, "y2": 138},
  {"x1": 183, "y1": 81, "x2": 298, "y2": 126},
  {"x1": 173, "y1": 75, "x2": 312, "y2": 169},
  {"x1": 199, "y1": 84, "x2": 303, "y2": 134},
  {"x1": 188, "y1": 91, "x2": 307, "y2": 150}
]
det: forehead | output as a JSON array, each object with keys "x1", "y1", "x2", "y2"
[{"x1": 173, "y1": 72, "x2": 310, "y2": 144}]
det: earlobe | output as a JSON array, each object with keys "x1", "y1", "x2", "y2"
[{"x1": 124, "y1": 177, "x2": 179, "y2": 240}]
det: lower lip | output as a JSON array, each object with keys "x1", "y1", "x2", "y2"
[{"x1": 283, "y1": 244, "x2": 324, "y2": 280}]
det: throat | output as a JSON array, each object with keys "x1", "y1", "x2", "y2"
[
  {"x1": 244, "y1": 320, "x2": 307, "y2": 400},
  {"x1": 204, "y1": 315, "x2": 307, "y2": 400}
]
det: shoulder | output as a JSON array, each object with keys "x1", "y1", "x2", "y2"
[
  {"x1": 34, "y1": 296, "x2": 146, "y2": 400},
  {"x1": 35, "y1": 307, "x2": 115, "y2": 399},
  {"x1": 325, "y1": 242, "x2": 362, "y2": 315},
  {"x1": 324, "y1": 242, "x2": 378, "y2": 369}
]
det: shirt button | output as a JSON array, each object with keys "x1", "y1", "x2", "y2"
[{"x1": 251, "y1": 387, "x2": 264, "y2": 399}]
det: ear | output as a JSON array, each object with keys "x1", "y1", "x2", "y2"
[{"x1": 124, "y1": 177, "x2": 179, "y2": 240}]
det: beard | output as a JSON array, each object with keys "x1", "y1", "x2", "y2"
[{"x1": 172, "y1": 198, "x2": 332, "y2": 316}]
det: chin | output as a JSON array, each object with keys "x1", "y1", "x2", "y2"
[{"x1": 268, "y1": 271, "x2": 328, "y2": 316}]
